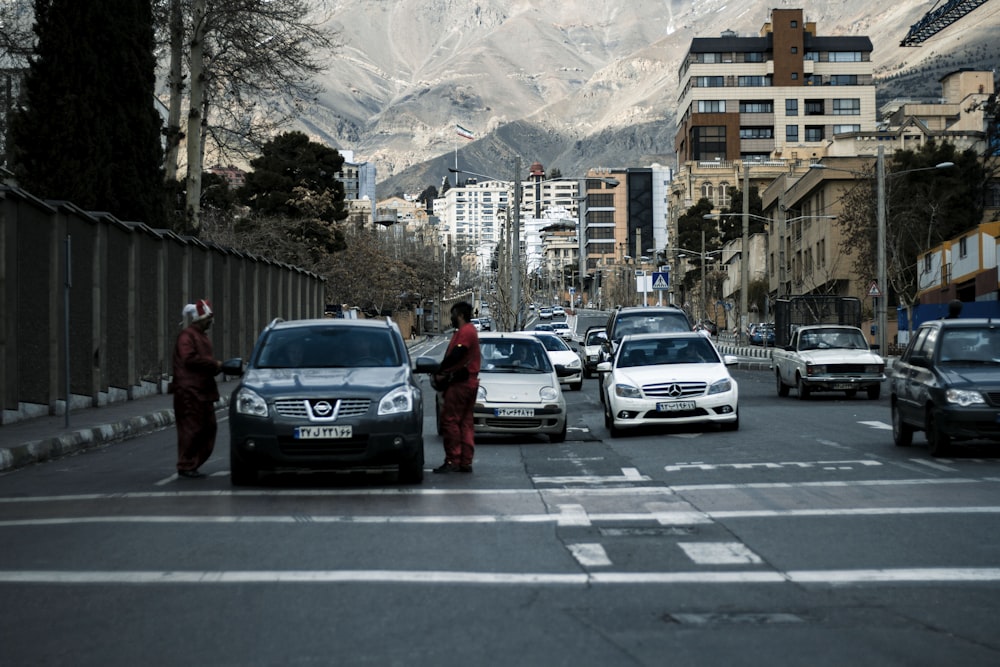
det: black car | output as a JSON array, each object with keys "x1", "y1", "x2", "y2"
[
  {"x1": 889, "y1": 318, "x2": 1000, "y2": 456},
  {"x1": 222, "y1": 318, "x2": 425, "y2": 485}
]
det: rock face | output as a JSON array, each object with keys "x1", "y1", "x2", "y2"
[{"x1": 300, "y1": 0, "x2": 999, "y2": 192}]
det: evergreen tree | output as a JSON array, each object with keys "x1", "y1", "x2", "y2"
[{"x1": 8, "y1": 0, "x2": 166, "y2": 227}]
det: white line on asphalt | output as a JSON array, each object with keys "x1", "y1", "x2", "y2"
[
  {"x1": 621, "y1": 467, "x2": 643, "y2": 479},
  {"x1": 664, "y1": 460, "x2": 882, "y2": 472},
  {"x1": 644, "y1": 502, "x2": 713, "y2": 525},
  {"x1": 858, "y1": 421, "x2": 892, "y2": 430},
  {"x1": 567, "y1": 543, "x2": 612, "y2": 567},
  {"x1": 531, "y1": 472, "x2": 653, "y2": 484},
  {"x1": 669, "y1": 478, "x2": 983, "y2": 491},
  {"x1": 3, "y1": 568, "x2": 1000, "y2": 586},
  {"x1": 154, "y1": 474, "x2": 178, "y2": 486},
  {"x1": 909, "y1": 458, "x2": 959, "y2": 472},
  {"x1": 679, "y1": 542, "x2": 764, "y2": 565},
  {"x1": 4, "y1": 506, "x2": 1000, "y2": 528}
]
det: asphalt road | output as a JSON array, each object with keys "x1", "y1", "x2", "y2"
[{"x1": 1, "y1": 335, "x2": 999, "y2": 666}]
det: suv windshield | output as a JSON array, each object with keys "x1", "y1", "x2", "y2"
[{"x1": 255, "y1": 326, "x2": 401, "y2": 368}]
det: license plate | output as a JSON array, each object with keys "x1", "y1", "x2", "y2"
[
  {"x1": 496, "y1": 408, "x2": 535, "y2": 417},
  {"x1": 832, "y1": 383, "x2": 854, "y2": 390},
  {"x1": 295, "y1": 425, "x2": 352, "y2": 439},
  {"x1": 588, "y1": 355, "x2": 599, "y2": 361},
  {"x1": 657, "y1": 401, "x2": 695, "y2": 412}
]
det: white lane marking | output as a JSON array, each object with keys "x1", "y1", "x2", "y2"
[
  {"x1": 4, "y1": 568, "x2": 1000, "y2": 586},
  {"x1": 154, "y1": 474, "x2": 178, "y2": 486},
  {"x1": 679, "y1": 542, "x2": 764, "y2": 565},
  {"x1": 621, "y1": 467, "x2": 643, "y2": 479},
  {"x1": 909, "y1": 458, "x2": 959, "y2": 472},
  {"x1": 669, "y1": 478, "x2": 982, "y2": 491},
  {"x1": 546, "y1": 457, "x2": 605, "y2": 462},
  {"x1": 665, "y1": 460, "x2": 882, "y2": 472},
  {"x1": 5, "y1": 506, "x2": 1000, "y2": 528},
  {"x1": 556, "y1": 504, "x2": 591, "y2": 527},
  {"x1": 532, "y1": 472, "x2": 653, "y2": 484},
  {"x1": 644, "y1": 501, "x2": 712, "y2": 525},
  {"x1": 567, "y1": 543, "x2": 612, "y2": 567},
  {"x1": 859, "y1": 421, "x2": 892, "y2": 430}
]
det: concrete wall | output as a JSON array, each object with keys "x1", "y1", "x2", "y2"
[{"x1": 0, "y1": 186, "x2": 325, "y2": 424}]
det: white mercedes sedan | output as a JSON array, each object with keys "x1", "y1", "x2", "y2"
[{"x1": 597, "y1": 332, "x2": 739, "y2": 436}]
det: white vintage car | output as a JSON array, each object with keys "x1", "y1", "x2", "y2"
[{"x1": 772, "y1": 325, "x2": 885, "y2": 400}]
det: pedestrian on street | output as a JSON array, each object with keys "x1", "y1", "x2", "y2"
[
  {"x1": 171, "y1": 299, "x2": 222, "y2": 479},
  {"x1": 945, "y1": 299, "x2": 963, "y2": 319},
  {"x1": 434, "y1": 301, "x2": 480, "y2": 474}
]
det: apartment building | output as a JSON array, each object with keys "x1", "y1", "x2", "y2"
[{"x1": 674, "y1": 8, "x2": 876, "y2": 164}]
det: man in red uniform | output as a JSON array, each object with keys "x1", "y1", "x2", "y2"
[
  {"x1": 172, "y1": 299, "x2": 222, "y2": 478},
  {"x1": 434, "y1": 301, "x2": 481, "y2": 473}
]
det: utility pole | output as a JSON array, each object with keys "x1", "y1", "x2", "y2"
[
  {"x1": 511, "y1": 157, "x2": 522, "y2": 331},
  {"x1": 740, "y1": 164, "x2": 750, "y2": 343},
  {"x1": 876, "y1": 144, "x2": 887, "y2": 355}
]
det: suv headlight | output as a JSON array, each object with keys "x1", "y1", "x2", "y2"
[
  {"x1": 615, "y1": 384, "x2": 642, "y2": 399},
  {"x1": 378, "y1": 385, "x2": 414, "y2": 415},
  {"x1": 708, "y1": 378, "x2": 733, "y2": 395},
  {"x1": 235, "y1": 387, "x2": 268, "y2": 417},
  {"x1": 539, "y1": 386, "x2": 559, "y2": 401},
  {"x1": 945, "y1": 388, "x2": 985, "y2": 407}
]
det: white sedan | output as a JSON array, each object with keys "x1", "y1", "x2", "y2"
[
  {"x1": 529, "y1": 332, "x2": 583, "y2": 391},
  {"x1": 597, "y1": 332, "x2": 739, "y2": 436},
  {"x1": 550, "y1": 321, "x2": 572, "y2": 340}
]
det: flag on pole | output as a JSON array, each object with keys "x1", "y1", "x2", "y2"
[{"x1": 456, "y1": 124, "x2": 475, "y2": 140}]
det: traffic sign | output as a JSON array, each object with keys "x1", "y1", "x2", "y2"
[
  {"x1": 651, "y1": 271, "x2": 669, "y2": 290},
  {"x1": 867, "y1": 280, "x2": 882, "y2": 298}
]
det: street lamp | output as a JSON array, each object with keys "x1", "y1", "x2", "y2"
[
  {"x1": 809, "y1": 148, "x2": 953, "y2": 353},
  {"x1": 676, "y1": 230, "x2": 724, "y2": 324}
]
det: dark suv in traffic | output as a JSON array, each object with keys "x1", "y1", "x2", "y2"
[
  {"x1": 889, "y1": 318, "x2": 1000, "y2": 456},
  {"x1": 602, "y1": 305, "x2": 694, "y2": 360},
  {"x1": 223, "y1": 318, "x2": 425, "y2": 485}
]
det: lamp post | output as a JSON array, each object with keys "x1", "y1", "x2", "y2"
[
  {"x1": 676, "y1": 235, "x2": 724, "y2": 325},
  {"x1": 809, "y1": 149, "x2": 953, "y2": 354}
]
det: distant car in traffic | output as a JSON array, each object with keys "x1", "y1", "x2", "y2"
[
  {"x1": 534, "y1": 323, "x2": 555, "y2": 332},
  {"x1": 748, "y1": 323, "x2": 775, "y2": 346},
  {"x1": 538, "y1": 308, "x2": 553, "y2": 320},
  {"x1": 598, "y1": 332, "x2": 739, "y2": 436},
  {"x1": 889, "y1": 318, "x2": 1000, "y2": 456},
  {"x1": 529, "y1": 331, "x2": 583, "y2": 390},
  {"x1": 471, "y1": 318, "x2": 483, "y2": 331},
  {"x1": 579, "y1": 326, "x2": 607, "y2": 378},
  {"x1": 223, "y1": 318, "x2": 425, "y2": 485},
  {"x1": 552, "y1": 306, "x2": 566, "y2": 317},
  {"x1": 550, "y1": 321, "x2": 572, "y2": 340}
]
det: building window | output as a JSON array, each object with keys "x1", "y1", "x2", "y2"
[
  {"x1": 696, "y1": 76, "x2": 725, "y2": 87},
  {"x1": 804, "y1": 99, "x2": 824, "y2": 115},
  {"x1": 786, "y1": 125, "x2": 799, "y2": 141},
  {"x1": 738, "y1": 75, "x2": 771, "y2": 87},
  {"x1": 833, "y1": 98, "x2": 861, "y2": 115},
  {"x1": 791, "y1": 73, "x2": 798, "y2": 80},
  {"x1": 790, "y1": 20, "x2": 798, "y2": 28},
  {"x1": 697, "y1": 100, "x2": 726, "y2": 113},
  {"x1": 786, "y1": 99, "x2": 798, "y2": 116},
  {"x1": 791, "y1": 46, "x2": 798, "y2": 54},
  {"x1": 959, "y1": 236, "x2": 968, "y2": 258},
  {"x1": 588, "y1": 210, "x2": 615, "y2": 223},
  {"x1": 701, "y1": 182, "x2": 715, "y2": 201},
  {"x1": 924, "y1": 255, "x2": 932, "y2": 272},
  {"x1": 744, "y1": 52, "x2": 765, "y2": 63},
  {"x1": 829, "y1": 51, "x2": 862, "y2": 62},
  {"x1": 832, "y1": 124, "x2": 861, "y2": 134},
  {"x1": 829, "y1": 74, "x2": 859, "y2": 85},
  {"x1": 740, "y1": 126, "x2": 774, "y2": 139},
  {"x1": 589, "y1": 194, "x2": 614, "y2": 208},
  {"x1": 718, "y1": 182, "x2": 732, "y2": 207},
  {"x1": 804, "y1": 126, "x2": 824, "y2": 141},
  {"x1": 739, "y1": 100, "x2": 774, "y2": 113},
  {"x1": 693, "y1": 125, "x2": 726, "y2": 160}
]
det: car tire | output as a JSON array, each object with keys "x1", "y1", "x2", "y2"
[
  {"x1": 776, "y1": 372, "x2": 789, "y2": 397},
  {"x1": 866, "y1": 384, "x2": 881, "y2": 400},
  {"x1": 570, "y1": 381, "x2": 583, "y2": 391},
  {"x1": 796, "y1": 375, "x2": 811, "y2": 400},
  {"x1": 926, "y1": 407, "x2": 952, "y2": 457},
  {"x1": 230, "y1": 448, "x2": 257, "y2": 486},
  {"x1": 398, "y1": 446, "x2": 424, "y2": 484},
  {"x1": 721, "y1": 412, "x2": 739, "y2": 431},
  {"x1": 891, "y1": 402, "x2": 913, "y2": 447},
  {"x1": 550, "y1": 421, "x2": 567, "y2": 443}
]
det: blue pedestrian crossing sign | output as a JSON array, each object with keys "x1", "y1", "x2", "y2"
[{"x1": 651, "y1": 271, "x2": 670, "y2": 290}]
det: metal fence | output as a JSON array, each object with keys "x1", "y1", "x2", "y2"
[{"x1": 0, "y1": 185, "x2": 325, "y2": 424}]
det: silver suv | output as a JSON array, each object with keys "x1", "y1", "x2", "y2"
[{"x1": 223, "y1": 318, "x2": 424, "y2": 485}]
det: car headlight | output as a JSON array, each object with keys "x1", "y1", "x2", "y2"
[
  {"x1": 477, "y1": 385, "x2": 487, "y2": 401},
  {"x1": 235, "y1": 387, "x2": 268, "y2": 417},
  {"x1": 708, "y1": 378, "x2": 733, "y2": 395},
  {"x1": 378, "y1": 385, "x2": 414, "y2": 415},
  {"x1": 945, "y1": 388, "x2": 985, "y2": 407},
  {"x1": 539, "y1": 386, "x2": 559, "y2": 401},
  {"x1": 615, "y1": 384, "x2": 642, "y2": 399},
  {"x1": 865, "y1": 364, "x2": 884, "y2": 373},
  {"x1": 806, "y1": 364, "x2": 826, "y2": 376},
  {"x1": 565, "y1": 358, "x2": 581, "y2": 369}
]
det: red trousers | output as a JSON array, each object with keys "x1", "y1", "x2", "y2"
[
  {"x1": 440, "y1": 381, "x2": 477, "y2": 466},
  {"x1": 174, "y1": 389, "x2": 217, "y2": 472}
]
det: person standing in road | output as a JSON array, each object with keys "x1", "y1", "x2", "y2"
[
  {"x1": 434, "y1": 301, "x2": 481, "y2": 474},
  {"x1": 171, "y1": 299, "x2": 222, "y2": 479}
]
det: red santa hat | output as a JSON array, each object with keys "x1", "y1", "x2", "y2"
[{"x1": 192, "y1": 299, "x2": 214, "y2": 322}]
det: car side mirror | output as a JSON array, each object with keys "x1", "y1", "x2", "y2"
[
  {"x1": 723, "y1": 355, "x2": 738, "y2": 367},
  {"x1": 221, "y1": 358, "x2": 244, "y2": 376},
  {"x1": 596, "y1": 361, "x2": 612, "y2": 372},
  {"x1": 413, "y1": 356, "x2": 441, "y2": 374}
]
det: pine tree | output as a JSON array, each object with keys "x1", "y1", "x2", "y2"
[{"x1": 8, "y1": 0, "x2": 166, "y2": 227}]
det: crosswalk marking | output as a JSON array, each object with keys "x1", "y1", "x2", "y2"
[
  {"x1": 859, "y1": 420, "x2": 892, "y2": 430},
  {"x1": 679, "y1": 542, "x2": 764, "y2": 565},
  {"x1": 567, "y1": 543, "x2": 612, "y2": 567}
]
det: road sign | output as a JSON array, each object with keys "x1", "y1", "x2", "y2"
[
  {"x1": 651, "y1": 271, "x2": 669, "y2": 290},
  {"x1": 867, "y1": 280, "x2": 882, "y2": 298}
]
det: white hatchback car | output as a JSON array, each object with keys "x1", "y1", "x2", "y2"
[
  {"x1": 471, "y1": 333, "x2": 571, "y2": 442},
  {"x1": 550, "y1": 321, "x2": 572, "y2": 340},
  {"x1": 529, "y1": 332, "x2": 583, "y2": 391},
  {"x1": 598, "y1": 332, "x2": 739, "y2": 436}
]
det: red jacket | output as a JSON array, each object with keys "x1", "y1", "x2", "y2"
[{"x1": 172, "y1": 326, "x2": 220, "y2": 402}]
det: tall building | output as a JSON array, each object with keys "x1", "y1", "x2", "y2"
[{"x1": 674, "y1": 8, "x2": 876, "y2": 164}]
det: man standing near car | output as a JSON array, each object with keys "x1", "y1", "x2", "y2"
[
  {"x1": 171, "y1": 299, "x2": 222, "y2": 478},
  {"x1": 434, "y1": 301, "x2": 481, "y2": 473}
]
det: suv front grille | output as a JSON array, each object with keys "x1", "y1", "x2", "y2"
[
  {"x1": 642, "y1": 382, "x2": 706, "y2": 398},
  {"x1": 274, "y1": 398, "x2": 371, "y2": 420}
]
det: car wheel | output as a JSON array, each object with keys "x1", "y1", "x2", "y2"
[
  {"x1": 570, "y1": 381, "x2": 583, "y2": 391},
  {"x1": 867, "y1": 384, "x2": 881, "y2": 400},
  {"x1": 776, "y1": 371, "x2": 789, "y2": 397},
  {"x1": 926, "y1": 407, "x2": 952, "y2": 457},
  {"x1": 891, "y1": 402, "x2": 913, "y2": 447},
  {"x1": 398, "y1": 446, "x2": 424, "y2": 484},
  {"x1": 229, "y1": 448, "x2": 257, "y2": 486},
  {"x1": 598, "y1": 375, "x2": 606, "y2": 404},
  {"x1": 550, "y1": 420, "x2": 568, "y2": 443},
  {"x1": 796, "y1": 375, "x2": 811, "y2": 400}
]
